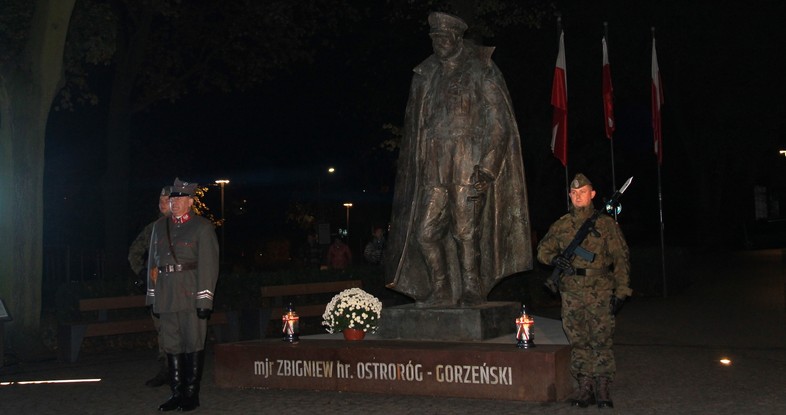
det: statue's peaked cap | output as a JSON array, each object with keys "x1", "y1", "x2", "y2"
[{"x1": 428, "y1": 12, "x2": 467, "y2": 36}]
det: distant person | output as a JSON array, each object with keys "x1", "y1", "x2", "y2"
[
  {"x1": 326, "y1": 237, "x2": 352, "y2": 270},
  {"x1": 363, "y1": 227, "x2": 386, "y2": 265},
  {"x1": 127, "y1": 185, "x2": 171, "y2": 388},
  {"x1": 536, "y1": 173, "x2": 632, "y2": 409},
  {"x1": 300, "y1": 232, "x2": 323, "y2": 269},
  {"x1": 147, "y1": 178, "x2": 219, "y2": 412}
]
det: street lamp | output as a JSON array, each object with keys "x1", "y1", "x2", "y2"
[
  {"x1": 317, "y1": 167, "x2": 336, "y2": 223},
  {"x1": 343, "y1": 202, "x2": 353, "y2": 235},
  {"x1": 215, "y1": 179, "x2": 229, "y2": 262},
  {"x1": 779, "y1": 150, "x2": 786, "y2": 157}
]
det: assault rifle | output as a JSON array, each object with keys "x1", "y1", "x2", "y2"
[{"x1": 544, "y1": 177, "x2": 633, "y2": 294}]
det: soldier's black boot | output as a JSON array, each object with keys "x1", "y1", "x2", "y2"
[
  {"x1": 570, "y1": 374, "x2": 596, "y2": 408},
  {"x1": 596, "y1": 376, "x2": 614, "y2": 408},
  {"x1": 179, "y1": 351, "x2": 204, "y2": 412},
  {"x1": 158, "y1": 354, "x2": 184, "y2": 411},
  {"x1": 145, "y1": 355, "x2": 168, "y2": 387}
]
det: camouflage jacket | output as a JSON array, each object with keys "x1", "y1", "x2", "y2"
[
  {"x1": 128, "y1": 219, "x2": 159, "y2": 275},
  {"x1": 537, "y1": 206, "x2": 632, "y2": 298}
]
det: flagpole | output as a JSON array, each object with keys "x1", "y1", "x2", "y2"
[
  {"x1": 657, "y1": 159, "x2": 667, "y2": 297},
  {"x1": 652, "y1": 26, "x2": 667, "y2": 297},
  {"x1": 604, "y1": 22, "x2": 618, "y2": 219},
  {"x1": 562, "y1": 18, "x2": 570, "y2": 214},
  {"x1": 564, "y1": 164, "x2": 570, "y2": 211},
  {"x1": 557, "y1": 15, "x2": 569, "y2": 210}
]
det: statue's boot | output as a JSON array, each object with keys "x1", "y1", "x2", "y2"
[
  {"x1": 457, "y1": 239, "x2": 484, "y2": 306},
  {"x1": 418, "y1": 277, "x2": 453, "y2": 308},
  {"x1": 416, "y1": 241, "x2": 453, "y2": 308}
]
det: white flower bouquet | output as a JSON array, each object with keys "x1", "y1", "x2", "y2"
[{"x1": 322, "y1": 287, "x2": 382, "y2": 333}]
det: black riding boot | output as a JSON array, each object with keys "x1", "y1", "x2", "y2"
[
  {"x1": 179, "y1": 350, "x2": 204, "y2": 412},
  {"x1": 570, "y1": 374, "x2": 596, "y2": 408},
  {"x1": 596, "y1": 376, "x2": 614, "y2": 408},
  {"x1": 158, "y1": 354, "x2": 184, "y2": 411},
  {"x1": 145, "y1": 355, "x2": 168, "y2": 387}
]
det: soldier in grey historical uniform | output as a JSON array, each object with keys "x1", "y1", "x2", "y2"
[
  {"x1": 146, "y1": 178, "x2": 219, "y2": 412},
  {"x1": 128, "y1": 185, "x2": 170, "y2": 387},
  {"x1": 537, "y1": 173, "x2": 632, "y2": 409},
  {"x1": 385, "y1": 12, "x2": 532, "y2": 307}
]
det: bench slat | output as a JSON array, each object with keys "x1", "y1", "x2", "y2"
[
  {"x1": 270, "y1": 304, "x2": 328, "y2": 320},
  {"x1": 60, "y1": 290, "x2": 237, "y2": 363},
  {"x1": 81, "y1": 311, "x2": 229, "y2": 338},
  {"x1": 260, "y1": 280, "x2": 362, "y2": 297},
  {"x1": 258, "y1": 280, "x2": 363, "y2": 338},
  {"x1": 80, "y1": 295, "x2": 146, "y2": 312}
]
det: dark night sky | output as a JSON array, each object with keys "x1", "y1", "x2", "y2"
[{"x1": 42, "y1": 1, "x2": 786, "y2": 254}]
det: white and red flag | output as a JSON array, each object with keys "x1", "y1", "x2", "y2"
[
  {"x1": 651, "y1": 36, "x2": 664, "y2": 164},
  {"x1": 550, "y1": 31, "x2": 568, "y2": 166},
  {"x1": 602, "y1": 36, "x2": 615, "y2": 139}
]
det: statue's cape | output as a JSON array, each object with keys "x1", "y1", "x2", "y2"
[{"x1": 384, "y1": 45, "x2": 532, "y2": 301}]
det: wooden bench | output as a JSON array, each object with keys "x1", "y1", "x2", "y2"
[
  {"x1": 57, "y1": 295, "x2": 239, "y2": 362},
  {"x1": 258, "y1": 280, "x2": 363, "y2": 337}
]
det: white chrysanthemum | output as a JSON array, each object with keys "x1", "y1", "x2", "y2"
[{"x1": 321, "y1": 287, "x2": 382, "y2": 334}]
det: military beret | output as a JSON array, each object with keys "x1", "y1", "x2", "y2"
[
  {"x1": 428, "y1": 12, "x2": 467, "y2": 36},
  {"x1": 160, "y1": 186, "x2": 171, "y2": 197},
  {"x1": 170, "y1": 178, "x2": 197, "y2": 197},
  {"x1": 570, "y1": 173, "x2": 593, "y2": 189}
]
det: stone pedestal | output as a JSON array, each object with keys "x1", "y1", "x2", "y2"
[{"x1": 376, "y1": 301, "x2": 520, "y2": 341}]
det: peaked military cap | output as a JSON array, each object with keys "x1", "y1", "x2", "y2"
[
  {"x1": 170, "y1": 178, "x2": 197, "y2": 197},
  {"x1": 428, "y1": 12, "x2": 468, "y2": 36},
  {"x1": 160, "y1": 186, "x2": 172, "y2": 197},
  {"x1": 570, "y1": 173, "x2": 593, "y2": 189}
]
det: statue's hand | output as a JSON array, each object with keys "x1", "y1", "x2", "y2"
[{"x1": 471, "y1": 167, "x2": 492, "y2": 193}]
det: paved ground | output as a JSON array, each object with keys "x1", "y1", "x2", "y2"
[{"x1": 1, "y1": 249, "x2": 784, "y2": 414}]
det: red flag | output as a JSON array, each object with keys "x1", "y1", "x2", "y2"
[
  {"x1": 602, "y1": 36, "x2": 615, "y2": 139},
  {"x1": 651, "y1": 36, "x2": 665, "y2": 164},
  {"x1": 551, "y1": 31, "x2": 568, "y2": 166}
]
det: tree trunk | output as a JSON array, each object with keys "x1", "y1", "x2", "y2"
[
  {"x1": 101, "y1": 4, "x2": 154, "y2": 279},
  {"x1": 0, "y1": 0, "x2": 75, "y2": 343}
]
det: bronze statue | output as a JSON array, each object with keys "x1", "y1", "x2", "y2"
[{"x1": 385, "y1": 12, "x2": 532, "y2": 307}]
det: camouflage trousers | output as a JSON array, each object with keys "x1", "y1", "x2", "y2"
[{"x1": 560, "y1": 274, "x2": 616, "y2": 380}]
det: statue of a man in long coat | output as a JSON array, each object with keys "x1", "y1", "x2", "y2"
[{"x1": 385, "y1": 12, "x2": 532, "y2": 307}]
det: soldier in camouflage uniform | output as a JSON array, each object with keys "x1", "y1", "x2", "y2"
[
  {"x1": 128, "y1": 186, "x2": 171, "y2": 387},
  {"x1": 537, "y1": 173, "x2": 632, "y2": 409},
  {"x1": 146, "y1": 178, "x2": 219, "y2": 412}
]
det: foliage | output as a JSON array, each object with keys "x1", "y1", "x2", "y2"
[
  {"x1": 0, "y1": 0, "x2": 34, "y2": 66},
  {"x1": 192, "y1": 185, "x2": 221, "y2": 227},
  {"x1": 379, "y1": 123, "x2": 403, "y2": 152},
  {"x1": 56, "y1": 0, "x2": 362, "y2": 113},
  {"x1": 322, "y1": 287, "x2": 382, "y2": 333},
  {"x1": 381, "y1": 0, "x2": 554, "y2": 38},
  {"x1": 286, "y1": 202, "x2": 316, "y2": 230}
]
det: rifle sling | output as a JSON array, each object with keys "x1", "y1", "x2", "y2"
[{"x1": 565, "y1": 212, "x2": 600, "y2": 257}]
